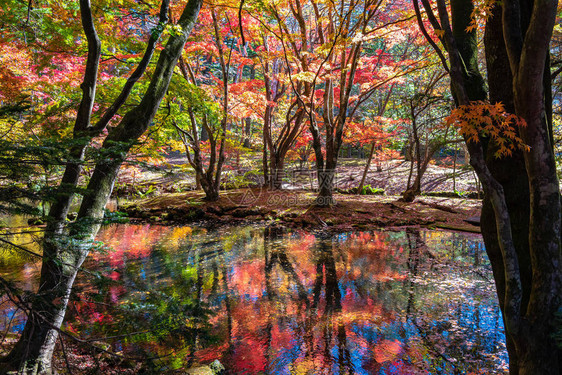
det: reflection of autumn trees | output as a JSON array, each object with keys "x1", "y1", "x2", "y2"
[
  {"x1": 16, "y1": 225, "x2": 506, "y2": 373},
  {"x1": 63, "y1": 226, "x2": 221, "y2": 370},
  {"x1": 179, "y1": 227, "x2": 506, "y2": 374},
  {"x1": 264, "y1": 227, "x2": 309, "y2": 303},
  {"x1": 262, "y1": 228, "x2": 350, "y2": 374}
]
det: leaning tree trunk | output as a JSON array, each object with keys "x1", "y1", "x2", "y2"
[
  {"x1": 0, "y1": 1, "x2": 202, "y2": 373},
  {"x1": 401, "y1": 155, "x2": 431, "y2": 202},
  {"x1": 0, "y1": 237, "x2": 90, "y2": 374},
  {"x1": 357, "y1": 141, "x2": 377, "y2": 194},
  {"x1": 446, "y1": 0, "x2": 527, "y2": 371},
  {"x1": 429, "y1": 0, "x2": 522, "y2": 368}
]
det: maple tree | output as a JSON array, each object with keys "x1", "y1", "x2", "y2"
[
  {"x1": 258, "y1": 38, "x2": 305, "y2": 189},
  {"x1": 261, "y1": 0, "x2": 420, "y2": 204},
  {"x1": 171, "y1": 6, "x2": 234, "y2": 201},
  {"x1": 353, "y1": 34, "x2": 431, "y2": 194},
  {"x1": 398, "y1": 69, "x2": 458, "y2": 201}
]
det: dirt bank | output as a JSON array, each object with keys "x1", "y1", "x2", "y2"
[{"x1": 119, "y1": 188, "x2": 482, "y2": 233}]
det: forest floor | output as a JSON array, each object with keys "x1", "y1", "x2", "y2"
[
  {"x1": 120, "y1": 189, "x2": 482, "y2": 233},
  {"x1": 117, "y1": 158, "x2": 482, "y2": 233}
]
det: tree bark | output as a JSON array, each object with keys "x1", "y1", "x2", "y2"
[
  {"x1": 501, "y1": 0, "x2": 562, "y2": 372},
  {"x1": 270, "y1": 155, "x2": 285, "y2": 190},
  {"x1": 482, "y1": 4, "x2": 530, "y2": 372},
  {"x1": 439, "y1": 0, "x2": 562, "y2": 372},
  {"x1": 316, "y1": 168, "x2": 336, "y2": 206},
  {"x1": 432, "y1": 0, "x2": 525, "y2": 368}
]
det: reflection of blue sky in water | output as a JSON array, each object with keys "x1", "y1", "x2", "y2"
[
  {"x1": 0, "y1": 224, "x2": 507, "y2": 374},
  {"x1": 186, "y1": 228, "x2": 506, "y2": 374}
]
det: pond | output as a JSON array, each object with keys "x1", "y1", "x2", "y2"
[{"x1": 0, "y1": 222, "x2": 507, "y2": 374}]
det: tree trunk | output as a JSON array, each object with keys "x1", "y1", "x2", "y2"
[
  {"x1": 482, "y1": 5, "x2": 529, "y2": 372},
  {"x1": 262, "y1": 138, "x2": 269, "y2": 187},
  {"x1": 447, "y1": 0, "x2": 562, "y2": 372},
  {"x1": 316, "y1": 168, "x2": 335, "y2": 206},
  {"x1": 501, "y1": 0, "x2": 562, "y2": 372},
  {"x1": 357, "y1": 142, "x2": 376, "y2": 194},
  {"x1": 270, "y1": 155, "x2": 285, "y2": 189},
  {"x1": 200, "y1": 121, "x2": 209, "y2": 142},
  {"x1": 401, "y1": 157, "x2": 430, "y2": 202},
  {"x1": 243, "y1": 117, "x2": 251, "y2": 149},
  {"x1": 1, "y1": 240, "x2": 89, "y2": 374},
  {"x1": 242, "y1": 67, "x2": 255, "y2": 149},
  {"x1": 200, "y1": 173, "x2": 219, "y2": 201}
]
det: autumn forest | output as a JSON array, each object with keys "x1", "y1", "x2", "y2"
[{"x1": 1, "y1": 0, "x2": 562, "y2": 373}]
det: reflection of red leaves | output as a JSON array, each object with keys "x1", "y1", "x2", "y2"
[
  {"x1": 195, "y1": 343, "x2": 229, "y2": 363},
  {"x1": 346, "y1": 232, "x2": 407, "y2": 281},
  {"x1": 94, "y1": 225, "x2": 170, "y2": 267},
  {"x1": 270, "y1": 323, "x2": 295, "y2": 354},
  {"x1": 230, "y1": 338, "x2": 266, "y2": 373},
  {"x1": 230, "y1": 261, "x2": 265, "y2": 299},
  {"x1": 374, "y1": 339, "x2": 403, "y2": 363}
]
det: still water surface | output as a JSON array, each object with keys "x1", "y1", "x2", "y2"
[{"x1": 0, "y1": 223, "x2": 507, "y2": 374}]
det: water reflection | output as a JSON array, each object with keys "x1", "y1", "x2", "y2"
[{"x1": 0, "y1": 224, "x2": 507, "y2": 373}]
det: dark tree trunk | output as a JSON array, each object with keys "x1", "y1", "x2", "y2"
[
  {"x1": 270, "y1": 155, "x2": 285, "y2": 190},
  {"x1": 243, "y1": 117, "x2": 251, "y2": 149},
  {"x1": 482, "y1": 5, "x2": 530, "y2": 373},
  {"x1": 242, "y1": 66, "x2": 255, "y2": 149},
  {"x1": 200, "y1": 121, "x2": 209, "y2": 142},
  {"x1": 423, "y1": 0, "x2": 524, "y2": 369},
  {"x1": 316, "y1": 160, "x2": 336, "y2": 207},
  {"x1": 501, "y1": 0, "x2": 562, "y2": 372},
  {"x1": 443, "y1": 0, "x2": 562, "y2": 372},
  {"x1": 200, "y1": 173, "x2": 219, "y2": 201},
  {"x1": 262, "y1": 138, "x2": 269, "y2": 187}
]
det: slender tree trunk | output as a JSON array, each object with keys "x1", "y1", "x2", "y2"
[
  {"x1": 452, "y1": 144, "x2": 457, "y2": 192},
  {"x1": 242, "y1": 67, "x2": 255, "y2": 149},
  {"x1": 357, "y1": 142, "x2": 376, "y2": 193},
  {"x1": 200, "y1": 122, "x2": 209, "y2": 142},
  {"x1": 243, "y1": 118, "x2": 251, "y2": 149},
  {"x1": 262, "y1": 139, "x2": 269, "y2": 187},
  {"x1": 402, "y1": 147, "x2": 435, "y2": 202}
]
